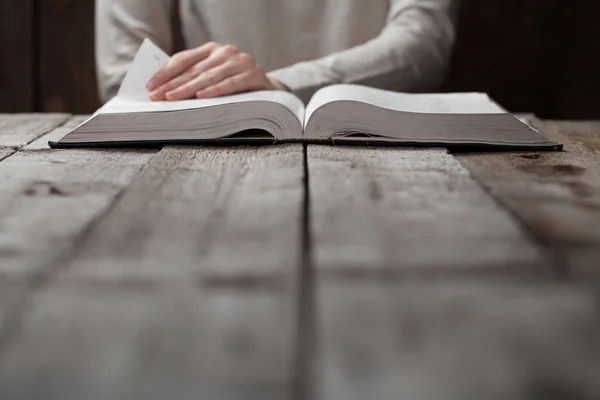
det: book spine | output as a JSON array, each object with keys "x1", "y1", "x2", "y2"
[{"x1": 277, "y1": 138, "x2": 332, "y2": 144}]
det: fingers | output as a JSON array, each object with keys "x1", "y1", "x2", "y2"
[
  {"x1": 165, "y1": 61, "x2": 244, "y2": 101},
  {"x1": 193, "y1": 54, "x2": 274, "y2": 99},
  {"x1": 195, "y1": 71, "x2": 265, "y2": 99},
  {"x1": 146, "y1": 42, "x2": 278, "y2": 101},
  {"x1": 149, "y1": 52, "x2": 229, "y2": 101},
  {"x1": 148, "y1": 44, "x2": 242, "y2": 101},
  {"x1": 146, "y1": 41, "x2": 218, "y2": 91},
  {"x1": 148, "y1": 69, "x2": 198, "y2": 101}
]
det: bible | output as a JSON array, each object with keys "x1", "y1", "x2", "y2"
[{"x1": 51, "y1": 39, "x2": 561, "y2": 151}]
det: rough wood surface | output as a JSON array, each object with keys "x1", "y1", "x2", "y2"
[
  {"x1": 0, "y1": 114, "x2": 70, "y2": 149},
  {"x1": 0, "y1": 148, "x2": 156, "y2": 278},
  {"x1": 307, "y1": 146, "x2": 547, "y2": 275},
  {"x1": 0, "y1": 283, "x2": 294, "y2": 400},
  {"x1": 25, "y1": 115, "x2": 90, "y2": 150},
  {"x1": 1, "y1": 114, "x2": 600, "y2": 400},
  {"x1": 455, "y1": 119, "x2": 600, "y2": 276},
  {"x1": 0, "y1": 117, "x2": 301, "y2": 400},
  {"x1": 316, "y1": 281, "x2": 600, "y2": 400},
  {"x1": 59, "y1": 145, "x2": 305, "y2": 283},
  {"x1": 0, "y1": 283, "x2": 22, "y2": 329},
  {"x1": 0, "y1": 150, "x2": 14, "y2": 163}
]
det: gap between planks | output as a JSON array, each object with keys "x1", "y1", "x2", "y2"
[
  {"x1": 0, "y1": 114, "x2": 70, "y2": 150},
  {"x1": 453, "y1": 118, "x2": 600, "y2": 278},
  {"x1": 0, "y1": 114, "x2": 166, "y2": 399},
  {"x1": 305, "y1": 142, "x2": 600, "y2": 400},
  {"x1": 0, "y1": 114, "x2": 73, "y2": 166},
  {"x1": 306, "y1": 145, "x2": 554, "y2": 277},
  {"x1": 0, "y1": 143, "x2": 306, "y2": 400},
  {"x1": 1, "y1": 114, "x2": 598, "y2": 400},
  {"x1": 314, "y1": 279, "x2": 600, "y2": 400},
  {"x1": 0, "y1": 118, "x2": 308, "y2": 400},
  {"x1": 293, "y1": 144, "x2": 317, "y2": 400}
]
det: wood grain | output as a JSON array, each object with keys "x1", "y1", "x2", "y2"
[
  {"x1": 0, "y1": 283, "x2": 22, "y2": 329},
  {"x1": 0, "y1": 1, "x2": 34, "y2": 112},
  {"x1": 307, "y1": 146, "x2": 547, "y2": 275},
  {"x1": 455, "y1": 119, "x2": 600, "y2": 276},
  {"x1": 0, "y1": 148, "x2": 156, "y2": 278},
  {"x1": 0, "y1": 283, "x2": 294, "y2": 400},
  {"x1": 0, "y1": 150, "x2": 14, "y2": 163},
  {"x1": 316, "y1": 281, "x2": 600, "y2": 400},
  {"x1": 0, "y1": 114, "x2": 70, "y2": 149},
  {"x1": 0, "y1": 144, "x2": 302, "y2": 400},
  {"x1": 25, "y1": 115, "x2": 90, "y2": 150},
  {"x1": 58, "y1": 145, "x2": 305, "y2": 283}
]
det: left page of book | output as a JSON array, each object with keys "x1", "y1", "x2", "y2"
[
  {"x1": 57, "y1": 39, "x2": 306, "y2": 143},
  {"x1": 117, "y1": 38, "x2": 169, "y2": 101},
  {"x1": 100, "y1": 39, "x2": 305, "y2": 123}
]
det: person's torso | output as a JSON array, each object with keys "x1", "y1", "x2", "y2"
[{"x1": 180, "y1": 0, "x2": 390, "y2": 71}]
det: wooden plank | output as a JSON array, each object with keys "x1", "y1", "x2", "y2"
[
  {"x1": 38, "y1": 0, "x2": 100, "y2": 113},
  {"x1": 316, "y1": 281, "x2": 600, "y2": 400},
  {"x1": 0, "y1": 283, "x2": 294, "y2": 400},
  {"x1": 0, "y1": 282, "x2": 23, "y2": 328},
  {"x1": 0, "y1": 148, "x2": 157, "y2": 279},
  {"x1": 58, "y1": 145, "x2": 305, "y2": 282},
  {"x1": 307, "y1": 146, "x2": 547, "y2": 275},
  {"x1": 0, "y1": 114, "x2": 70, "y2": 149},
  {"x1": 0, "y1": 1, "x2": 34, "y2": 112},
  {"x1": 24, "y1": 115, "x2": 90, "y2": 150},
  {"x1": 454, "y1": 119, "x2": 600, "y2": 276},
  {"x1": 0, "y1": 145, "x2": 302, "y2": 400}
]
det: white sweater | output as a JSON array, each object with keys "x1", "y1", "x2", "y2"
[{"x1": 96, "y1": 0, "x2": 457, "y2": 102}]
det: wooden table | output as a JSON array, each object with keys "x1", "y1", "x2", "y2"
[{"x1": 0, "y1": 114, "x2": 599, "y2": 399}]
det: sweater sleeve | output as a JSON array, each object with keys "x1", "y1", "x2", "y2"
[
  {"x1": 95, "y1": 0, "x2": 175, "y2": 102},
  {"x1": 268, "y1": 0, "x2": 456, "y2": 102}
]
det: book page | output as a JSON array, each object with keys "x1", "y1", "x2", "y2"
[
  {"x1": 100, "y1": 90, "x2": 304, "y2": 122},
  {"x1": 117, "y1": 39, "x2": 169, "y2": 101},
  {"x1": 107, "y1": 38, "x2": 305, "y2": 123},
  {"x1": 305, "y1": 84, "x2": 505, "y2": 123}
]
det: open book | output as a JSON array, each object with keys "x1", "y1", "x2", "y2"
[{"x1": 51, "y1": 39, "x2": 561, "y2": 151}]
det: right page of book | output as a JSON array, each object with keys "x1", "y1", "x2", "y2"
[
  {"x1": 304, "y1": 84, "x2": 559, "y2": 149},
  {"x1": 305, "y1": 84, "x2": 503, "y2": 123}
]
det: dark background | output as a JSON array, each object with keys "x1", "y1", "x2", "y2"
[{"x1": 1, "y1": 0, "x2": 599, "y2": 119}]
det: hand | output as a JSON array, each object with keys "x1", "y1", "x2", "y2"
[{"x1": 146, "y1": 42, "x2": 288, "y2": 101}]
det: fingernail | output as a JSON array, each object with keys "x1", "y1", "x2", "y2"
[
  {"x1": 146, "y1": 80, "x2": 156, "y2": 90},
  {"x1": 149, "y1": 89, "x2": 161, "y2": 98}
]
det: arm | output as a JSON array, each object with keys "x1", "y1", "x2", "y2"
[
  {"x1": 95, "y1": 0, "x2": 176, "y2": 102},
  {"x1": 268, "y1": 0, "x2": 457, "y2": 101},
  {"x1": 97, "y1": 0, "x2": 281, "y2": 102}
]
